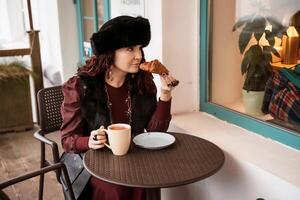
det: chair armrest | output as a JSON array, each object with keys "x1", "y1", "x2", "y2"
[
  {"x1": 34, "y1": 131, "x2": 56, "y2": 147},
  {"x1": 0, "y1": 163, "x2": 62, "y2": 189},
  {"x1": 0, "y1": 163, "x2": 75, "y2": 200},
  {"x1": 34, "y1": 130, "x2": 60, "y2": 164}
]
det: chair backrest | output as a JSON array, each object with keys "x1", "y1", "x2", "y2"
[{"x1": 37, "y1": 86, "x2": 64, "y2": 133}]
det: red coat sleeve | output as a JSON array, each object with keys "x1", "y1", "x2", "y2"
[
  {"x1": 60, "y1": 76, "x2": 89, "y2": 153},
  {"x1": 146, "y1": 98, "x2": 172, "y2": 132}
]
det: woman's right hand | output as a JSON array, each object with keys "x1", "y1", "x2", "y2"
[{"x1": 88, "y1": 126, "x2": 107, "y2": 150}]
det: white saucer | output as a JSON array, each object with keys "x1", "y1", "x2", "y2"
[{"x1": 133, "y1": 132, "x2": 175, "y2": 149}]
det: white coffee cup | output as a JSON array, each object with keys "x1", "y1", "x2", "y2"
[{"x1": 103, "y1": 123, "x2": 131, "y2": 156}]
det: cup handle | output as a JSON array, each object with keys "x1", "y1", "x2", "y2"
[{"x1": 103, "y1": 129, "x2": 111, "y2": 149}]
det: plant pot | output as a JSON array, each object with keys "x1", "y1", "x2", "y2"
[
  {"x1": 0, "y1": 76, "x2": 33, "y2": 132},
  {"x1": 242, "y1": 89, "x2": 265, "y2": 117}
]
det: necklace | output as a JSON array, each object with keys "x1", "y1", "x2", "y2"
[{"x1": 104, "y1": 84, "x2": 132, "y2": 125}]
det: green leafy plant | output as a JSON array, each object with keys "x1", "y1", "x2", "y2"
[
  {"x1": 232, "y1": 14, "x2": 286, "y2": 91},
  {"x1": 0, "y1": 61, "x2": 34, "y2": 84}
]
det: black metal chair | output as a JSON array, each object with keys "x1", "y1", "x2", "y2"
[
  {"x1": 34, "y1": 86, "x2": 92, "y2": 200},
  {"x1": 33, "y1": 86, "x2": 67, "y2": 200},
  {"x1": 0, "y1": 162, "x2": 74, "y2": 200}
]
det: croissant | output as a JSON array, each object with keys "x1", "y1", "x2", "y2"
[
  {"x1": 139, "y1": 59, "x2": 179, "y2": 87},
  {"x1": 139, "y1": 59, "x2": 169, "y2": 75}
]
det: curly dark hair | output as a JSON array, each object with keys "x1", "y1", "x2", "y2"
[{"x1": 77, "y1": 50, "x2": 156, "y2": 95}]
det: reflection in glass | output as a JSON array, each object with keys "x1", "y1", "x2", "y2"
[
  {"x1": 97, "y1": 0, "x2": 105, "y2": 29},
  {"x1": 209, "y1": 0, "x2": 300, "y2": 134},
  {"x1": 0, "y1": 0, "x2": 29, "y2": 50},
  {"x1": 83, "y1": 19, "x2": 94, "y2": 42},
  {"x1": 82, "y1": 0, "x2": 94, "y2": 43},
  {"x1": 81, "y1": 0, "x2": 105, "y2": 58}
]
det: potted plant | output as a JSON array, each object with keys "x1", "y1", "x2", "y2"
[
  {"x1": 0, "y1": 61, "x2": 34, "y2": 132},
  {"x1": 232, "y1": 14, "x2": 286, "y2": 116}
]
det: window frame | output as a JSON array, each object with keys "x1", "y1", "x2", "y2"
[
  {"x1": 199, "y1": 0, "x2": 300, "y2": 150},
  {"x1": 75, "y1": 0, "x2": 111, "y2": 61}
]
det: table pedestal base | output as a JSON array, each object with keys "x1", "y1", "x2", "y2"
[{"x1": 146, "y1": 188, "x2": 161, "y2": 200}]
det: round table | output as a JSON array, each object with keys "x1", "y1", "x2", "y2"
[{"x1": 83, "y1": 132, "x2": 225, "y2": 199}]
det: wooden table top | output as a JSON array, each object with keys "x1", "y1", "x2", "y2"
[
  {"x1": 271, "y1": 60, "x2": 299, "y2": 70},
  {"x1": 83, "y1": 132, "x2": 225, "y2": 188}
]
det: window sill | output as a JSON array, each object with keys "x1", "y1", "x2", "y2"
[{"x1": 169, "y1": 111, "x2": 300, "y2": 188}]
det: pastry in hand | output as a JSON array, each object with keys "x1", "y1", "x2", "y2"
[
  {"x1": 139, "y1": 59, "x2": 169, "y2": 75},
  {"x1": 139, "y1": 59, "x2": 179, "y2": 87}
]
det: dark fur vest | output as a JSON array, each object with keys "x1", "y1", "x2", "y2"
[{"x1": 77, "y1": 74, "x2": 157, "y2": 135}]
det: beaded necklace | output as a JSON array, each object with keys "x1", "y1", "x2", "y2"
[{"x1": 104, "y1": 84, "x2": 132, "y2": 125}]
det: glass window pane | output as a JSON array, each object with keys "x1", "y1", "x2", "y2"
[
  {"x1": 80, "y1": 0, "x2": 106, "y2": 59},
  {"x1": 83, "y1": 19, "x2": 93, "y2": 57},
  {"x1": 0, "y1": 0, "x2": 29, "y2": 50},
  {"x1": 209, "y1": 0, "x2": 300, "y2": 134},
  {"x1": 82, "y1": 0, "x2": 93, "y2": 17},
  {"x1": 81, "y1": 0, "x2": 95, "y2": 59},
  {"x1": 97, "y1": 0, "x2": 105, "y2": 28},
  {"x1": 83, "y1": 19, "x2": 94, "y2": 42}
]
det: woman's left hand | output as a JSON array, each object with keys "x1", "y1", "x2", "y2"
[{"x1": 159, "y1": 74, "x2": 177, "y2": 101}]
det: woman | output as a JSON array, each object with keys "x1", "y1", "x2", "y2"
[{"x1": 60, "y1": 15, "x2": 177, "y2": 200}]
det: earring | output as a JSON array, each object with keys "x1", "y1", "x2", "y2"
[
  {"x1": 106, "y1": 68, "x2": 113, "y2": 81},
  {"x1": 109, "y1": 70, "x2": 113, "y2": 81}
]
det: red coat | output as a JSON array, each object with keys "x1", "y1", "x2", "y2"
[{"x1": 60, "y1": 73, "x2": 172, "y2": 200}]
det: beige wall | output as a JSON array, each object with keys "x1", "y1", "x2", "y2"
[
  {"x1": 162, "y1": 0, "x2": 199, "y2": 113},
  {"x1": 211, "y1": 0, "x2": 243, "y2": 106},
  {"x1": 58, "y1": 0, "x2": 80, "y2": 82}
]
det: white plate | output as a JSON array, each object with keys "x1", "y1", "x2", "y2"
[{"x1": 133, "y1": 132, "x2": 175, "y2": 149}]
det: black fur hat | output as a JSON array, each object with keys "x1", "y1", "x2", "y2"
[{"x1": 90, "y1": 15, "x2": 151, "y2": 55}]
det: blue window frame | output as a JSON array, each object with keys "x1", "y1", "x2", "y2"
[
  {"x1": 199, "y1": 0, "x2": 300, "y2": 150},
  {"x1": 75, "y1": 0, "x2": 111, "y2": 62}
]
